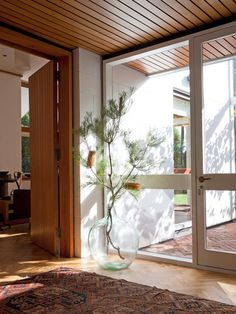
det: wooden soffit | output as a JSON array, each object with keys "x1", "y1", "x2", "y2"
[
  {"x1": 0, "y1": 0, "x2": 236, "y2": 58},
  {"x1": 126, "y1": 33, "x2": 236, "y2": 75}
]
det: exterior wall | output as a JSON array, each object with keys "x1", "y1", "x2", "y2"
[
  {"x1": 203, "y1": 60, "x2": 236, "y2": 226},
  {"x1": 73, "y1": 48, "x2": 103, "y2": 257},
  {"x1": 108, "y1": 64, "x2": 176, "y2": 247},
  {"x1": 0, "y1": 72, "x2": 21, "y2": 192}
]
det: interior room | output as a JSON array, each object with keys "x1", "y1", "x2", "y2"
[
  {"x1": 0, "y1": 43, "x2": 48, "y2": 230},
  {"x1": 1, "y1": 1, "x2": 236, "y2": 312}
]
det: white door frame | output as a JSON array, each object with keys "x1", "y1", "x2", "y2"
[
  {"x1": 104, "y1": 21, "x2": 236, "y2": 271},
  {"x1": 192, "y1": 24, "x2": 236, "y2": 271}
]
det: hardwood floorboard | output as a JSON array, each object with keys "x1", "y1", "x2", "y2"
[{"x1": 1, "y1": 225, "x2": 236, "y2": 306}]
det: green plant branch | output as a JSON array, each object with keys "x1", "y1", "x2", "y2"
[
  {"x1": 77, "y1": 88, "x2": 164, "y2": 261},
  {"x1": 90, "y1": 167, "x2": 110, "y2": 190}
]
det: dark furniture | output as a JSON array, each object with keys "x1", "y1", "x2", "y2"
[
  {"x1": 0, "y1": 178, "x2": 18, "y2": 198},
  {"x1": 9, "y1": 189, "x2": 31, "y2": 221}
]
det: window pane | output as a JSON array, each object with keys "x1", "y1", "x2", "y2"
[
  {"x1": 202, "y1": 34, "x2": 236, "y2": 174},
  {"x1": 22, "y1": 136, "x2": 30, "y2": 173},
  {"x1": 205, "y1": 190, "x2": 236, "y2": 254}
]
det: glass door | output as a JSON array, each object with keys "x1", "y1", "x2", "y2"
[
  {"x1": 106, "y1": 40, "x2": 193, "y2": 262},
  {"x1": 194, "y1": 25, "x2": 236, "y2": 270}
]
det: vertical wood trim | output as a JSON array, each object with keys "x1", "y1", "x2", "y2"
[
  {"x1": 58, "y1": 55, "x2": 74, "y2": 257},
  {"x1": 72, "y1": 49, "x2": 81, "y2": 257}
]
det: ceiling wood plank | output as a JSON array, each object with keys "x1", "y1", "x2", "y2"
[
  {"x1": 74, "y1": 0, "x2": 157, "y2": 41},
  {"x1": 105, "y1": 0, "x2": 172, "y2": 37},
  {"x1": 190, "y1": 0, "x2": 224, "y2": 19},
  {"x1": 140, "y1": 56, "x2": 167, "y2": 71},
  {"x1": 148, "y1": 0, "x2": 199, "y2": 27},
  {"x1": 161, "y1": 50, "x2": 188, "y2": 67},
  {"x1": 48, "y1": 0, "x2": 133, "y2": 47},
  {"x1": 218, "y1": 0, "x2": 236, "y2": 13},
  {"x1": 217, "y1": 38, "x2": 236, "y2": 54},
  {"x1": 127, "y1": 60, "x2": 154, "y2": 74},
  {"x1": 204, "y1": 42, "x2": 226, "y2": 58},
  {"x1": 18, "y1": 0, "x2": 142, "y2": 47},
  {"x1": 0, "y1": 16, "x2": 107, "y2": 55},
  {"x1": 205, "y1": 0, "x2": 233, "y2": 16},
  {"x1": 168, "y1": 48, "x2": 189, "y2": 63},
  {"x1": 176, "y1": 47, "x2": 190, "y2": 58},
  {"x1": 225, "y1": 36, "x2": 236, "y2": 50},
  {"x1": 149, "y1": 54, "x2": 180, "y2": 69},
  {"x1": 175, "y1": 0, "x2": 214, "y2": 23},
  {"x1": 0, "y1": 0, "x2": 111, "y2": 47},
  {"x1": 1, "y1": 4, "x2": 101, "y2": 50},
  {"x1": 202, "y1": 45, "x2": 219, "y2": 60},
  {"x1": 7, "y1": 0, "x2": 123, "y2": 53},
  {"x1": 1, "y1": 3, "x2": 113, "y2": 53},
  {"x1": 209, "y1": 39, "x2": 233, "y2": 56},
  {"x1": 125, "y1": 0, "x2": 188, "y2": 32},
  {"x1": 0, "y1": 15, "x2": 75, "y2": 50}
]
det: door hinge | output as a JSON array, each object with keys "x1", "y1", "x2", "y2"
[
  {"x1": 55, "y1": 148, "x2": 61, "y2": 161},
  {"x1": 56, "y1": 70, "x2": 60, "y2": 81},
  {"x1": 56, "y1": 227, "x2": 61, "y2": 238}
]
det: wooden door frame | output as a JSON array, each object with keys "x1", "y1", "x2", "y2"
[{"x1": 0, "y1": 26, "x2": 74, "y2": 257}]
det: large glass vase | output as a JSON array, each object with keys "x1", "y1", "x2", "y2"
[{"x1": 88, "y1": 210, "x2": 139, "y2": 270}]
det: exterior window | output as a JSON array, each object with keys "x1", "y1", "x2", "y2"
[
  {"x1": 21, "y1": 85, "x2": 30, "y2": 174},
  {"x1": 21, "y1": 134, "x2": 30, "y2": 173},
  {"x1": 233, "y1": 59, "x2": 236, "y2": 97}
]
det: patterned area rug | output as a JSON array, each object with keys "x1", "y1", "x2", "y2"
[{"x1": 0, "y1": 268, "x2": 236, "y2": 313}]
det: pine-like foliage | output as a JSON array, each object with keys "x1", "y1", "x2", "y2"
[{"x1": 75, "y1": 88, "x2": 164, "y2": 258}]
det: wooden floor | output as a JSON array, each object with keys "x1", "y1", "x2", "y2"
[{"x1": 1, "y1": 225, "x2": 236, "y2": 306}]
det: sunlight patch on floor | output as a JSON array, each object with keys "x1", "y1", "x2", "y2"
[
  {"x1": 0, "y1": 232, "x2": 28, "y2": 238},
  {"x1": 218, "y1": 282, "x2": 236, "y2": 304}
]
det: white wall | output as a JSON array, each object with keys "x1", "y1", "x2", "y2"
[
  {"x1": 203, "y1": 60, "x2": 234, "y2": 174},
  {"x1": 0, "y1": 72, "x2": 21, "y2": 191},
  {"x1": 203, "y1": 60, "x2": 236, "y2": 226},
  {"x1": 73, "y1": 48, "x2": 103, "y2": 257}
]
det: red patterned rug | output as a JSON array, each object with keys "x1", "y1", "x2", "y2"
[{"x1": 0, "y1": 268, "x2": 235, "y2": 313}]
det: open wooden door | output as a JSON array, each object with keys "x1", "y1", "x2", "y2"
[{"x1": 29, "y1": 60, "x2": 59, "y2": 255}]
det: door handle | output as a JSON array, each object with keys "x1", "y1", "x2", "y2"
[{"x1": 198, "y1": 176, "x2": 211, "y2": 183}]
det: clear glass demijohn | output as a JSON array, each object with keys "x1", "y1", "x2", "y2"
[{"x1": 88, "y1": 207, "x2": 139, "y2": 270}]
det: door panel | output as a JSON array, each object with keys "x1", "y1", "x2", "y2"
[
  {"x1": 29, "y1": 61, "x2": 58, "y2": 255},
  {"x1": 194, "y1": 26, "x2": 236, "y2": 271}
]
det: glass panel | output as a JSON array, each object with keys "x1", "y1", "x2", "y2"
[
  {"x1": 137, "y1": 189, "x2": 192, "y2": 259},
  {"x1": 202, "y1": 33, "x2": 236, "y2": 174},
  {"x1": 205, "y1": 190, "x2": 236, "y2": 254},
  {"x1": 109, "y1": 41, "x2": 191, "y2": 260},
  {"x1": 22, "y1": 136, "x2": 30, "y2": 173},
  {"x1": 21, "y1": 86, "x2": 30, "y2": 126}
]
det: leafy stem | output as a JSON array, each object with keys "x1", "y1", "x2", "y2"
[{"x1": 77, "y1": 88, "x2": 164, "y2": 261}]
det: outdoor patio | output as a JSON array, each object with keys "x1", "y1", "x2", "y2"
[{"x1": 140, "y1": 221, "x2": 236, "y2": 259}]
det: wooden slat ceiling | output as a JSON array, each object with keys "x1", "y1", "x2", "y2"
[
  {"x1": 126, "y1": 34, "x2": 236, "y2": 75},
  {"x1": 0, "y1": 0, "x2": 236, "y2": 59}
]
